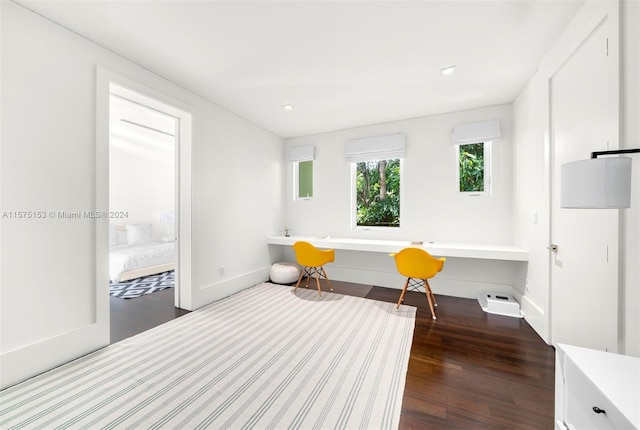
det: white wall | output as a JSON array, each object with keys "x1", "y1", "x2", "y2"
[
  {"x1": 190, "y1": 101, "x2": 285, "y2": 308},
  {"x1": 513, "y1": 0, "x2": 639, "y2": 356},
  {"x1": 109, "y1": 98, "x2": 176, "y2": 240},
  {"x1": 283, "y1": 105, "x2": 519, "y2": 298},
  {"x1": 285, "y1": 104, "x2": 513, "y2": 243},
  {"x1": 2, "y1": 2, "x2": 104, "y2": 355},
  {"x1": 0, "y1": 1, "x2": 283, "y2": 387},
  {"x1": 512, "y1": 61, "x2": 552, "y2": 341}
]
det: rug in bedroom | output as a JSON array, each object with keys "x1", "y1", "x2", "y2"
[{"x1": 109, "y1": 271, "x2": 174, "y2": 299}]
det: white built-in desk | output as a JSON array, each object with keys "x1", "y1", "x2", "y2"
[{"x1": 267, "y1": 236, "x2": 528, "y2": 262}]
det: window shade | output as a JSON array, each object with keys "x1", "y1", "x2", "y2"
[
  {"x1": 288, "y1": 145, "x2": 315, "y2": 162},
  {"x1": 345, "y1": 133, "x2": 406, "y2": 162},
  {"x1": 451, "y1": 120, "x2": 501, "y2": 145}
]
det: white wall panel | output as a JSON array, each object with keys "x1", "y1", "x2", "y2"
[{"x1": 284, "y1": 104, "x2": 513, "y2": 244}]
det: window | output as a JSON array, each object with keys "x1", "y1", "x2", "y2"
[
  {"x1": 294, "y1": 160, "x2": 313, "y2": 199},
  {"x1": 451, "y1": 120, "x2": 498, "y2": 195},
  {"x1": 346, "y1": 133, "x2": 405, "y2": 228},
  {"x1": 458, "y1": 142, "x2": 490, "y2": 194},
  {"x1": 354, "y1": 159, "x2": 401, "y2": 228},
  {"x1": 289, "y1": 145, "x2": 315, "y2": 200}
]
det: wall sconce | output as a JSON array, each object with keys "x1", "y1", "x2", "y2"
[{"x1": 561, "y1": 149, "x2": 639, "y2": 208}]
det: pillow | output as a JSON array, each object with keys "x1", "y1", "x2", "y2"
[
  {"x1": 109, "y1": 224, "x2": 117, "y2": 247},
  {"x1": 126, "y1": 223, "x2": 153, "y2": 245},
  {"x1": 116, "y1": 230, "x2": 128, "y2": 245}
]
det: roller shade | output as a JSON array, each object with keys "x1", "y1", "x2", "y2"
[
  {"x1": 288, "y1": 145, "x2": 315, "y2": 162},
  {"x1": 451, "y1": 120, "x2": 501, "y2": 145},
  {"x1": 345, "y1": 133, "x2": 406, "y2": 162}
]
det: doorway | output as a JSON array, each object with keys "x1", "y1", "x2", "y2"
[
  {"x1": 109, "y1": 88, "x2": 178, "y2": 299},
  {"x1": 99, "y1": 70, "x2": 193, "y2": 338}
]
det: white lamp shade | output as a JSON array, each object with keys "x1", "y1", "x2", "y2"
[
  {"x1": 160, "y1": 212, "x2": 175, "y2": 224},
  {"x1": 561, "y1": 157, "x2": 632, "y2": 208}
]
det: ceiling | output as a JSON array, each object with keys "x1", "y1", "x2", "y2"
[{"x1": 17, "y1": 0, "x2": 584, "y2": 138}]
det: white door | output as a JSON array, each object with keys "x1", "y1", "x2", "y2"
[{"x1": 549, "y1": 13, "x2": 619, "y2": 352}]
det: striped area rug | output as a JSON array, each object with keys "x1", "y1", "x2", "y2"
[{"x1": 0, "y1": 282, "x2": 416, "y2": 429}]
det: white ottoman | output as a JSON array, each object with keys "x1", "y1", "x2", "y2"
[{"x1": 270, "y1": 262, "x2": 300, "y2": 284}]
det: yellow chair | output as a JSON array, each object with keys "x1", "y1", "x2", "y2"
[
  {"x1": 390, "y1": 247, "x2": 446, "y2": 320},
  {"x1": 292, "y1": 241, "x2": 335, "y2": 297}
]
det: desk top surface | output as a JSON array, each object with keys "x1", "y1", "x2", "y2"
[{"x1": 267, "y1": 235, "x2": 528, "y2": 261}]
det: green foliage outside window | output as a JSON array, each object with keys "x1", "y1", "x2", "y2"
[
  {"x1": 356, "y1": 159, "x2": 400, "y2": 227},
  {"x1": 459, "y1": 143, "x2": 485, "y2": 192},
  {"x1": 298, "y1": 160, "x2": 313, "y2": 198}
]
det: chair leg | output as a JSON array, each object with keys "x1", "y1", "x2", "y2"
[
  {"x1": 304, "y1": 268, "x2": 311, "y2": 288},
  {"x1": 395, "y1": 278, "x2": 410, "y2": 310},
  {"x1": 423, "y1": 280, "x2": 437, "y2": 320},
  {"x1": 426, "y1": 279, "x2": 438, "y2": 307},
  {"x1": 314, "y1": 268, "x2": 322, "y2": 297},
  {"x1": 293, "y1": 268, "x2": 306, "y2": 295},
  {"x1": 320, "y1": 267, "x2": 333, "y2": 292}
]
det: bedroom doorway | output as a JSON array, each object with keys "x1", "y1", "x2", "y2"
[{"x1": 105, "y1": 78, "x2": 193, "y2": 313}]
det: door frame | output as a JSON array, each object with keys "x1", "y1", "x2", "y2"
[
  {"x1": 97, "y1": 67, "x2": 193, "y2": 310},
  {"x1": 544, "y1": 2, "x2": 619, "y2": 350}
]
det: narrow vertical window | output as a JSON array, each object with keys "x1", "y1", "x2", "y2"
[
  {"x1": 458, "y1": 142, "x2": 490, "y2": 194},
  {"x1": 289, "y1": 145, "x2": 315, "y2": 201},
  {"x1": 451, "y1": 120, "x2": 498, "y2": 195},
  {"x1": 295, "y1": 160, "x2": 313, "y2": 199}
]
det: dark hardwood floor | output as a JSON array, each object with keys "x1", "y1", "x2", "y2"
[
  {"x1": 364, "y1": 286, "x2": 555, "y2": 429},
  {"x1": 110, "y1": 288, "x2": 190, "y2": 344},
  {"x1": 110, "y1": 281, "x2": 555, "y2": 429}
]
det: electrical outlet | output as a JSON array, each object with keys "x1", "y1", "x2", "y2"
[
  {"x1": 525, "y1": 279, "x2": 530, "y2": 292},
  {"x1": 219, "y1": 267, "x2": 224, "y2": 276}
]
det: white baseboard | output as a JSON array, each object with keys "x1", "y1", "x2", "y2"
[
  {"x1": 521, "y1": 295, "x2": 549, "y2": 344},
  {"x1": 1, "y1": 325, "x2": 109, "y2": 390},
  {"x1": 193, "y1": 264, "x2": 531, "y2": 329},
  {"x1": 327, "y1": 265, "x2": 519, "y2": 300},
  {"x1": 195, "y1": 267, "x2": 270, "y2": 310}
]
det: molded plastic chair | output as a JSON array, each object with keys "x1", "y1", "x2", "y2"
[
  {"x1": 390, "y1": 247, "x2": 446, "y2": 320},
  {"x1": 292, "y1": 241, "x2": 335, "y2": 297}
]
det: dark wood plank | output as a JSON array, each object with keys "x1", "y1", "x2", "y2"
[
  {"x1": 363, "y1": 286, "x2": 555, "y2": 430},
  {"x1": 110, "y1": 281, "x2": 555, "y2": 429},
  {"x1": 110, "y1": 288, "x2": 189, "y2": 344}
]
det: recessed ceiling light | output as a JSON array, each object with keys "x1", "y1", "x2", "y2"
[
  {"x1": 282, "y1": 104, "x2": 294, "y2": 110},
  {"x1": 440, "y1": 65, "x2": 456, "y2": 75}
]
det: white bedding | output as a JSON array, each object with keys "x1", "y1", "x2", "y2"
[{"x1": 109, "y1": 241, "x2": 175, "y2": 282}]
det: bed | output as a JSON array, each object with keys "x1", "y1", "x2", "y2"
[{"x1": 109, "y1": 224, "x2": 176, "y2": 283}]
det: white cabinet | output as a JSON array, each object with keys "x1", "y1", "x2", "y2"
[{"x1": 556, "y1": 343, "x2": 639, "y2": 429}]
